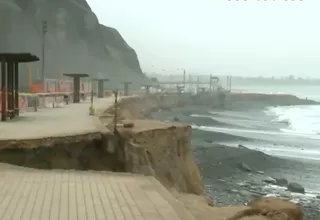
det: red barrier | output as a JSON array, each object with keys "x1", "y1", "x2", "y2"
[{"x1": 30, "y1": 84, "x2": 43, "y2": 93}]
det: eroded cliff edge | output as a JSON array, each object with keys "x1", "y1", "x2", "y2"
[
  {"x1": 0, "y1": 0, "x2": 147, "y2": 88},
  {"x1": 120, "y1": 119, "x2": 203, "y2": 195},
  {"x1": 102, "y1": 94, "x2": 204, "y2": 195},
  {"x1": 103, "y1": 94, "x2": 304, "y2": 220}
]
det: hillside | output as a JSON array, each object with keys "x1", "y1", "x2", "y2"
[{"x1": 0, "y1": 0, "x2": 148, "y2": 89}]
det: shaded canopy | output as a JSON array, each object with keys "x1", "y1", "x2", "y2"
[
  {"x1": 0, "y1": 53, "x2": 39, "y2": 63},
  {"x1": 63, "y1": 73, "x2": 89, "y2": 78}
]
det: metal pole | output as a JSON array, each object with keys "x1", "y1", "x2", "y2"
[
  {"x1": 183, "y1": 69, "x2": 186, "y2": 90},
  {"x1": 189, "y1": 74, "x2": 192, "y2": 92},
  {"x1": 226, "y1": 76, "x2": 228, "y2": 91},
  {"x1": 53, "y1": 80, "x2": 57, "y2": 108},
  {"x1": 41, "y1": 20, "x2": 47, "y2": 92},
  {"x1": 91, "y1": 88, "x2": 93, "y2": 105},
  {"x1": 14, "y1": 62, "x2": 19, "y2": 116},
  {"x1": 28, "y1": 64, "x2": 32, "y2": 93},
  {"x1": 196, "y1": 76, "x2": 199, "y2": 94},
  {"x1": 1, "y1": 59, "x2": 6, "y2": 121},
  {"x1": 113, "y1": 90, "x2": 118, "y2": 133},
  {"x1": 73, "y1": 76, "x2": 80, "y2": 103},
  {"x1": 7, "y1": 61, "x2": 13, "y2": 117}
]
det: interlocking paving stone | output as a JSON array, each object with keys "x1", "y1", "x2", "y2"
[{"x1": 0, "y1": 164, "x2": 195, "y2": 220}]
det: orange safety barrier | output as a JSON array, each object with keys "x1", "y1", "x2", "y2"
[
  {"x1": 30, "y1": 79, "x2": 74, "y2": 93},
  {"x1": 30, "y1": 78, "x2": 92, "y2": 94},
  {"x1": 30, "y1": 84, "x2": 43, "y2": 93}
]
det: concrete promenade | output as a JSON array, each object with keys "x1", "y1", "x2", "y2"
[
  {"x1": 0, "y1": 97, "x2": 116, "y2": 140},
  {"x1": 0, "y1": 95, "x2": 196, "y2": 220}
]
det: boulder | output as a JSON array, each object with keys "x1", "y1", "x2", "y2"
[
  {"x1": 273, "y1": 177, "x2": 288, "y2": 186},
  {"x1": 287, "y1": 182, "x2": 305, "y2": 194},
  {"x1": 173, "y1": 116, "x2": 180, "y2": 122},
  {"x1": 238, "y1": 162, "x2": 252, "y2": 172},
  {"x1": 247, "y1": 197, "x2": 304, "y2": 220},
  {"x1": 206, "y1": 198, "x2": 214, "y2": 207},
  {"x1": 263, "y1": 177, "x2": 276, "y2": 184}
]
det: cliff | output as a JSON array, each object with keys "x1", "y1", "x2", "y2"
[
  {"x1": 103, "y1": 94, "x2": 304, "y2": 220},
  {"x1": 102, "y1": 94, "x2": 203, "y2": 194},
  {"x1": 0, "y1": 0, "x2": 147, "y2": 89},
  {"x1": 100, "y1": 25, "x2": 142, "y2": 74},
  {"x1": 119, "y1": 119, "x2": 203, "y2": 195}
]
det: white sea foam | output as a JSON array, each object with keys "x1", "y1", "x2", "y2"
[{"x1": 266, "y1": 105, "x2": 320, "y2": 135}]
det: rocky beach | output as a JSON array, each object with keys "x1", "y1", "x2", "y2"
[{"x1": 150, "y1": 93, "x2": 320, "y2": 220}]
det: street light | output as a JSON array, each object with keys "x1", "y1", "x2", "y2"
[{"x1": 41, "y1": 20, "x2": 47, "y2": 92}]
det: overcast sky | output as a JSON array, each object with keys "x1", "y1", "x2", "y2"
[{"x1": 87, "y1": 0, "x2": 320, "y2": 77}]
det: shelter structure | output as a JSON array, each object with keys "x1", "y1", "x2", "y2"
[
  {"x1": 142, "y1": 84, "x2": 152, "y2": 94},
  {"x1": 0, "y1": 53, "x2": 39, "y2": 121},
  {"x1": 121, "y1": 82, "x2": 132, "y2": 96},
  {"x1": 177, "y1": 85, "x2": 184, "y2": 94},
  {"x1": 63, "y1": 73, "x2": 89, "y2": 103},
  {"x1": 209, "y1": 75, "x2": 220, "y2": 91},
  {"x1": 92, "y1": 78, "x2": 109, "y2": 98}
]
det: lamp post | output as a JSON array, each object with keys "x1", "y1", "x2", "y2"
[
  {"x1": 183, "y1": 69, "x2": 186, "y2": 89},
  {"x1": 177, "y1": 68, "x2": 186, "y2": 92},
  {"x1": 41, "y1": 20, "x2": 47, "y2": 92}
]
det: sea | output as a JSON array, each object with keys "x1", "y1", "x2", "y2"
[
  {"x1": 196, "y1": 84, "x2": 320, "y2": 162},
  {"x1": 194, "y1": 84, "x2": 320, "y2": 185},
  {"x1": 153, "y1": 83, "x2": 320, "y2": 219}
]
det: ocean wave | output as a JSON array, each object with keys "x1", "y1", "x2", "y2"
[
  {"x1": 190, "y1": 114, "x2": 233, "y2": 127},
  {"x1": 226, "y1": 141, "x2": 320, "y2": 161},
  {"x1": 266, "y1": 105, "x2": 320, "y2": 136},
  {"x1": 194, "y1": 124, "x2": 320, "y2": 143},
  {"x1": 276, "y1": 119, "x2": 290, "y2": 125}
]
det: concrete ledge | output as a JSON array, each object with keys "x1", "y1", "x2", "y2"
[
  {"x1": 0, "y1": 98, "x2": 114, "y2": 149},
  {"x1": 0, "y1": 132, "x2": 103, "y2": 149}
]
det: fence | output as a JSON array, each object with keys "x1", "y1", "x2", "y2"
[{"x1": 30, "y1": 78, "x2": 91, "y2": 94}]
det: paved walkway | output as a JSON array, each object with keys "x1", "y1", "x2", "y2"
[
  {"x1": 0, "y1": 94, "x2": 197, "y2": 220},
  {"x1": 0, "y1": 163, "x2": 195, "y2": 220},
  {"x1": 0, "y1": 97, "x2": 117, "y2": 140}
]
